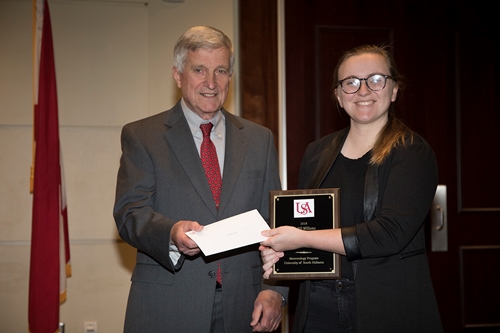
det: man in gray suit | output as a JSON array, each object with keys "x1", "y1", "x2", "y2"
[{"x1": 113, "y1": 26, "x2": 287, "y2": 332}]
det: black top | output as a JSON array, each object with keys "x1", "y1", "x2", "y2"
[{"x1": 321, "y1": 151, "x2": 370, "y2": 280}]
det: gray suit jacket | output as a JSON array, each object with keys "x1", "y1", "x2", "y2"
[{"x1": 114, "y1": 101, "x2": 284, "y2": 332}]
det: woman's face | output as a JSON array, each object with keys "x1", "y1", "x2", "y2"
[{"x1": 335, "y1": 53, "x2": 398, "y2": 126}]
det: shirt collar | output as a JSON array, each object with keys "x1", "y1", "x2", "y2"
[{"x1": 181, "y1": 98, "x2": 224, "y2": 140}]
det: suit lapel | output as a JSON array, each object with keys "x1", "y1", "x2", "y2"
[
  {"x1": 217, "y1": 110, "x2": 247, "y2": 217},
  {"x1": 163, "y1": 104, "x2": 219, "y2": 217}
]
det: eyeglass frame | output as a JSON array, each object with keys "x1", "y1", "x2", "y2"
[{"x1": 337, "y1": 74, "x2": 392, "y2": 94}]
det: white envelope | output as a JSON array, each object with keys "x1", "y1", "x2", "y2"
[{"x1": 185, "y1": 209, "x2": 270, "y2": 256}]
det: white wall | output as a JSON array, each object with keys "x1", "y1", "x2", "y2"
[{"x1": 0, "y1": 0, "x2": 237, "y2": 331}]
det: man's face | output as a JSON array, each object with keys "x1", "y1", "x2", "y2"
[{"x1": 173, "y1": 47, "x2": 232, "y2": 120}]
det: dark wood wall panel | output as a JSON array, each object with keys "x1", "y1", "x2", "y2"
[
  {"x1": 238, "y1": 0, "x2": 278, "y2": 145},
  {"x1": 460, "y1": 246, "x2": 500, "y2": 327},
  {"x1": 457, "y1": 31, "x2": 499, "y2": 211},
  {"x1": 283, "y1": 1, "x2": 414, "y2": 190}
]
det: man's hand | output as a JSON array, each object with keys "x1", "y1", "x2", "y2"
[
  {"x1": 250, "y1": 290, "x2": 283, "y2": 332},
  {"x1": 170, "y1": 220, "x2": 203, "y2": 256}
]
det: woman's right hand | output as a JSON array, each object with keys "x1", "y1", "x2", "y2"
[{"x1": 261, "y1": 226, "x2": 304, "y2": 252}]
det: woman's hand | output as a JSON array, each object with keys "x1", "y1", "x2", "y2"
[
  {"x1": 261, "y1": 226, "x2": 305, "y2": 252},
  {"x1": 259, "y1": 226, "x2": 345, "y2": 277},
  {"x1": 259, "y1": 226, "x2": 306, "y2": 279},
  {"x1": 258, "y1": 245, "x2": 283, "y2": 279}
]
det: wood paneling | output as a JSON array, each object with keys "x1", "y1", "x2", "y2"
[
  {"x1": 238, "y1": 0, "x2": 278, "y2": 141},
  {"x1": 460, "y1": 246, "x2": 500, "y2": 327}
]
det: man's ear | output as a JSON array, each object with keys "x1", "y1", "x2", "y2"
[{"x1": 172, "y1": 67, "x2": 182, "y2": 88}]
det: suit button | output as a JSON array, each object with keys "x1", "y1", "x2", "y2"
[{"x1": 208, "y1": 271, "x2": 216, "y2": 278}]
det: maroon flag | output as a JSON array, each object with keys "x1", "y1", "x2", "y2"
[{"x1": 29, "y1": 0, "x2": 71, "y2": 332}]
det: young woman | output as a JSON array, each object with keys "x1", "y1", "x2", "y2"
[{"x1": 260, "y1": 44, "x2": 443, "y2": 333}]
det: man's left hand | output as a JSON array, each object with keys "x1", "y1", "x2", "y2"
[{"x1": 250, "y1": 290, "x2": 283, "y2": 332}]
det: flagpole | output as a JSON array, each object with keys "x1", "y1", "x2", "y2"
[{"x1": 31, "y1": 0, "x2": 37, "y2": 194}]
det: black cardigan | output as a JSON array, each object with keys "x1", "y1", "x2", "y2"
[{"x1": 293, "y1": 127, "x2": 443, "y2": 333}]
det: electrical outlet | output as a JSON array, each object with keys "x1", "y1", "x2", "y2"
[{"x1": 84, "y1": 321, "x2": 97, "y2": 333}]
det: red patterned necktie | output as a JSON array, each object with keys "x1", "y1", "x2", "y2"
[
  {"x1": 200, "y1": 123, "x2": 223, "y2": 285},
  {"x1": 200, "y1": 123, "x2": 222, "y2": 208}
]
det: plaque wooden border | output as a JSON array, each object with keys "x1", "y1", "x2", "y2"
[{"x1": 269, "y1": 188, "x2": 341, "y2": 280}]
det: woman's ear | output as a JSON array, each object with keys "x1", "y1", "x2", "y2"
[
  {"x1": 391, "y1": 85, "x2": 399, "y2": 102},
  {"x1": 334, "y1": 88, "x2": 343, "y2": 108}
]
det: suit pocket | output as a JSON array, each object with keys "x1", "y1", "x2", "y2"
[
  {"x1": 131, "y1": 263, "x2": 174, "y2": 286},
  {"x1": 251, "y1": 264, "x2": 262, "y2": 286}
]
